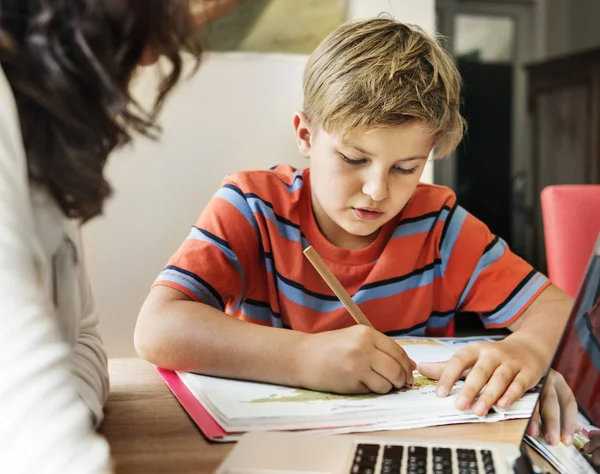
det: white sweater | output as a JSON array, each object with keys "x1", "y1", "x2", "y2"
[{"x1": 0, "y1": 68, "x2": 112, "y2": 472}]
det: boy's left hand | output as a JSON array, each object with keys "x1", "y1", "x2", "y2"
[
  {"x1": 418, "y1": 338, "x2": 546, "y2": 415},
  {"x1": 418, "y1": 339, "x2": 579, "y2": 444}
]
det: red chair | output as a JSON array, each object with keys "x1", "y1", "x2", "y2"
[{"x1": 541, "y1": 185, "x2": 600, "y2": 297}]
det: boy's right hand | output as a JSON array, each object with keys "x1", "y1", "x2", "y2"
[{"x1": 297, "y1": 325, "x2": 416, "y2": 394}]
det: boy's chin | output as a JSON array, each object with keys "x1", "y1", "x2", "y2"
[
  {"x1": 341, "y1": 223, "x2": 383, "y2": 240},
  {"x1": 347, "y1": 218, "x2": 387, "y2": 234}
]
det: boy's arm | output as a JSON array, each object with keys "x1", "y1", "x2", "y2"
[
  {"x1": 135, "y1": 286, "x2": 306, "y2": 386},
  {"x1": 135, "y1": 286, "x2": 414, "y2": 393},
  {"x1": 505, "y1": 284, "x2": 572, "y2": 364}
]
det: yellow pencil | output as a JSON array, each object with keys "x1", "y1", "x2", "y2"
[{"x1": 303, "y1": 246, "x2": 374, "y2": 328}]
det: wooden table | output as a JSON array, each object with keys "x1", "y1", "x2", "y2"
[{"x1": 101, "y1": 358, "x2": 555, "y2": 473}]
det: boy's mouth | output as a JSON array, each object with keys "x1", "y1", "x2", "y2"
[{"x1": 353, "y1": 207, "x2": 384, "y2": 221}]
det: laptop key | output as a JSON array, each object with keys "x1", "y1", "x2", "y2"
[
  {"x1": 356, "y1": 444, "x2": 380, "y2": 455},
  {"x1": 383, "y1": 445, "x2": 404, "y2": 460},
  {"x1": 432, "y1": 448, "x2": 453, "y2": 474},
  {"x1": 456, "y1": 448, "x2": 478, "y2": 474},
  {"x1": 407, "y1": 446, "x2": 428, "y2": 474},
  {"x1": 382, "y1": 445, "x2": 403, "y2": 474},
  {"x1": 480, "y1": 450, "x2": 495, "y2": 474},
  {"x1": 352, "y1": 444, "x2": 380, "y2": 474}
]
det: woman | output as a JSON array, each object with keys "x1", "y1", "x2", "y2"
[{"x1": 0, "y1": 1, "x2": 206, "y2": 472}]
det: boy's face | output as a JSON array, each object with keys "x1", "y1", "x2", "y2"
[{"x1": 294, "y1": 112, "x2": 434, "y2": 250}]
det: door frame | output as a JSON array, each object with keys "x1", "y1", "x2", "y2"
[{"x1": 435, "y1": 0, "x2": 539, "y2": 261}]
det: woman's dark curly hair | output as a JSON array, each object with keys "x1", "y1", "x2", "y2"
[{"x1": 0, "y1": 0, "x2": 203, "y2": 221}]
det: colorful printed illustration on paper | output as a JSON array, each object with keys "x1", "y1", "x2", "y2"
[{"x1": 248, "y1": 374, "x2": 441, "y2": 404}]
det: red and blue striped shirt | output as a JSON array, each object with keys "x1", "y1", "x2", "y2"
[{"x1": 155, "y1": 165, "x2": 549, "y2": 337}]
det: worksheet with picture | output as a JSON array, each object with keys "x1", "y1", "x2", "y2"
[{"x1": 175, "y1": 336, "x2": 537, "y2": 434}]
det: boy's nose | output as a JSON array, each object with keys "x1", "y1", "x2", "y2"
[{"x1": 362, "y1": 176, "x2": 388, "y2": 202}]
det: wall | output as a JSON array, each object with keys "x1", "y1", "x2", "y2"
[
  {"x1": 539, "y1": 0, "x2": 571, "y2": 58},
  {"x1": 84, "y1": 53, "x2": 307, "y2": 356},
  {"x1": 540, "y1": 0, "x2": 600, "y2": 59},
  {"x1": 568, "y1": 0, "x2": 600, "y2": 53},
  {"x1": 85, "y1": 0, "x2": 436, "y2": 357}
]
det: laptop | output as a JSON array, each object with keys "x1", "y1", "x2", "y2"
[
  {"x1": 553, "y1": 242, "x2": 600, "y2": 430},
  {"x1": 217, "y1": 235, "x2": 600, "y2": 474}
]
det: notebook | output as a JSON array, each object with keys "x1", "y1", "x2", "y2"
[
  {"x1": 157, "y1": 335, "x2": 537, "y2": 442},
  {"x1": 216, "y1": 235, "x2": 600, "y2": 474}
]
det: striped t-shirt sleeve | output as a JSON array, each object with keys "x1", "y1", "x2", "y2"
[
  {"x1": 441, "y1": 205, "x2": 550, "y2": 328},
  {"x1": 154, "y1": 178, "x2": 261, "y2": 312}
]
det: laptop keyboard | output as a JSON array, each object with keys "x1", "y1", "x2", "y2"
[{"x1": 350, "y1": 443, "x2": 496, "y2": 474}]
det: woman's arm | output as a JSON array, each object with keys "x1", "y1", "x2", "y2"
[
  {"x1": 0, "y1": 70, "x2": 111, "y2": 474},
  {"x1": 69, "y1": 248, "x2": 110, "y2": 427}
]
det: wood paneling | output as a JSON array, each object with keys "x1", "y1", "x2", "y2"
[{"x1": 527, "y1": 47, "x2": 600, "y2": 270}]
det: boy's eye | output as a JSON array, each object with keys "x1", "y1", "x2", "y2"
[
  {"x1": 339, "y1": 152, "x2": 418, "y2": 175},
  {"x1": 339, "y1": 153, "x2": 365, "y2": 165},
  {"x1": 392, "y1": 165, "x2": 418, "y2": 175}
]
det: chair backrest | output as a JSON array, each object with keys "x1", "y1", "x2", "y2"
[{"x1": 541, "y1": 185, "x2": 600, "y2": 297}]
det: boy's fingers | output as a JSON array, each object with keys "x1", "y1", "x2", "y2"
[
  {"x1": 361, "y1": 370, "x2": 394, "y2": 395},
  {"x1": 555, "y1": 378, "x2": 578, "y2": 445},
  {"x1": 455, "y1": 360, "x2": 497, "y2": 411},
  {"x1": 584, "y1": 436, "x2": 600, "y2": 452},
  {"x1": 471, "y1": 365, "x2": 518, "y2": 416},
  {"x1": 527, "y1": 409, "x2": 541, "y2": 437},
  {"x1": 434, "y1": 348, "x2": 479, "y2": 398},
  {"x1": 371, "y1": 352, "x2": 410, "y2": 389},
  {"x1": 496, "y1": 373, "x2": 532, "y2": 408},
  {"x1": 419, "y1": 361, "x2": 472, "y2": 382},
  {"x1": 375, "y1": 337, "x2": 415, "y2": 383},
  {"x1": 540, "y1": 384, "x2": 561, "y2": 445},
  {"x1": 417, "y1": 361, "x2": 445, "y2": 380},
  {"x1": 584, "y1": 437, "x2": 600, "y2": 464}
]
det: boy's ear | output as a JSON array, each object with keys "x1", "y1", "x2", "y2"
[{"x1": 293, "y1": 112, "x2": 313, "y2": 159}]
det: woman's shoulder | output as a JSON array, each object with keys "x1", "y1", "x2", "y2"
[
  {"x1": 0, "y1": 66, "x2": 65, "y2": 264},
  {"x1": 0, "y1": 65, "x2": 31, "y2": 209},
  {"x1": 0, "y1": 66, "x2": 27, "y2": 166}
]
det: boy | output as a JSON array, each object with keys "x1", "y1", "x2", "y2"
[{"x1": 135, "y1": 18, "x2": 576, "y2": 445}]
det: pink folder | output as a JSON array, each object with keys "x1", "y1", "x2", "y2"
[{"x1": 156, "y1": 367, "x2": 234, "y2": 442}]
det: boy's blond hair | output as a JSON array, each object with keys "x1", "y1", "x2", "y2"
[{"x1": 303, "y1": 18, "x2": 465, "y2": 158}]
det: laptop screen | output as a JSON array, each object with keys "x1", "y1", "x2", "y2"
[
  {"x1": 521, "y1": 234, "x2": 600, "y2": 472},
  {"x1": 553, "y1": 240, "x2": 600, "y2": 427}
]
